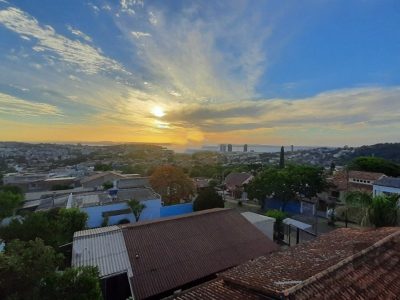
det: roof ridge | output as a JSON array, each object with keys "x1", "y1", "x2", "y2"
[
  {"x1": 281, "y1": 228, "x2": 400, "y2": 297},
  {"x1": 119, "y1": 208, "x2": 232, "y2": 229}
]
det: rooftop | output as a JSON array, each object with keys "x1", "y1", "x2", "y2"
[
  {"x1": 374, "y1": 176, "x2": 400, "y2": 189},
  {"x1": 121, "y1": 208, "x2": 278, "y2": 299},
  {"x1": 174, "y1": 227, "x2": 400, "y2": 300}
]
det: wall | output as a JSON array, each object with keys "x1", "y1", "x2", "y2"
[
  {"x1": 81, "y1": 200, "x2": 194, "y2": 228},
  {"x1": 81, "y1": 199, "x2": 162, "y2": 228},
  {"x1": 160, "y1": 203, "x2": 193, "y2": 218},
  {"x1": 262, "y1": 198, "x2": 301, "y2": 215},
  {"x1": 252, "y1": 220, "x2": 274, "y2": 241}
]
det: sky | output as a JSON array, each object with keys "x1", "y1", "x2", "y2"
[{"x1": 0, "y1": 0, "x2": 399, "y2": 149}]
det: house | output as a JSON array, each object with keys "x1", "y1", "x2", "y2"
[
  {"x1": 317, "y1": 170, "x2": 386, "y2": 211},
  {"x1": 80, "y1": 171, "x2": 129, "y2": 189},
  {"x1": 3, "y1": 173, "x2": 77, "y2": 192},
  {"x1": 173, "y1": 227, "x2": 400, "y2": 299},
  {"x1": 373, "y1": 176, "x2": 400, "y2": 196},
  {"x1": 71, "y1": 208, "x2": 278, "y2": 300},
  {"x1": 224, "y1": 172, "x2": 253, "y2": 198}
]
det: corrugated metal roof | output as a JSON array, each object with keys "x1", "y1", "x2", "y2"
[
  {"x1": 121, "y1": 208, "x2": 278, "y2": 299},
  {"x1": 72, "y1": 226, "x2": 133, "y2": 278}
]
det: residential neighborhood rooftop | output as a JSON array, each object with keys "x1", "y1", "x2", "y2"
[
  {"x1": 374, "y1": 176, "x2": 400, "y2": 188},
  {"x1": 174, "y1": 227, "x2": 400, "y2": 300}
]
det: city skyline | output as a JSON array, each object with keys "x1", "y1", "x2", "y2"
[{"x1": 0, "y1": 0, "x2": 399, "y2": 148}]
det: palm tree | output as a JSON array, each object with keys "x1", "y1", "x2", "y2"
[
  {"x1": 344, "y1": 191, "x2": 399, "y2": 227},
  {"x1": 344, "y1": 191, "x2": 373, "y2": 227},
  {"x1": 127, "y1": 199, "x2": 146, "y2": 222}
]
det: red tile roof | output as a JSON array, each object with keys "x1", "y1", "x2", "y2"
[
  {"x1": 173, "y1": 227, "x2": 400, "y2": 300},
  {"x1": 120, "y1": 208, "x2": 278, "y2": 299},
  {"x1": 173, "y1": 279, "x2": 263, "y2": 300}
]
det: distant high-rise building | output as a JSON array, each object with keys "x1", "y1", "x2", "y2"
[
  {"x1": 227, "y1": 144, "x2": 233, "y2": 152},
  {"x1": 244, "y1": 144, "x2": 248, "y2": 152},
  {"x1": 219, "y1": 144, "x2": 227, "y2": 152}
]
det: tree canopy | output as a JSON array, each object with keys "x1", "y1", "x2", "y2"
[
  {"x1": 193, "y1": 187, "x2": 224, "y2": 211},
  {"x1": 150, "y1": 165, "x2": 195, "y2": 204},
  {"x1": 0, "y1": 188, "x2": 23, "y2": 220},
  {"x1": 343, "y1": 191, "x2": 399, "y2": 227},
  {"x1": 0, "y1": 208, "x2": 87, "y2": 250},
  {"x1": 348, "y1": 156, "x2": 400, "y2": 177},
  {"x1": 0, "y1": 238, "x2": 102, "y2": 300},
  {"x1": 127, "y1": 199, "x2": 146, "y2": 222},
  {"x1": 247, "y1": 164, "x2": 327, "y2": 208}
]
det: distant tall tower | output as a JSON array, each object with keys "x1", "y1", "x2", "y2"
[
  {"x1": 219, "y1": 144, "x2": 227, "y2": 152},
  {"x1": 243, "y1": 144, "x2": 248, "y2": 152},
  {"x1": 227, "y1": 144, "x2": 233, "y2": 152},
  {"x1": 291, "y1": 145, "x2": 294, "y2": 152}
]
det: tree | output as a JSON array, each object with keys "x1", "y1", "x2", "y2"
[
  {"x1": 0, "y1": 238, "x2": 63, "y2": 300},
  {"x1": 265, "y1": 209, "x2": 288, "y2": 241},
  {"x1": 0, "y1": 239, "x2": 102, "y2": 300},
  {"x1": 0, "y1": 189, "x2": 23, "y2": 220},
  {"x1": 279, "y1": 146, "x2": 285, "y2": 169},
  {"x1": 127, "y1": 199, "x2": 146, "y2": 222},
  {"x1": 0, "y1": 208, "x2": 87, "y2": 250},
  {"x1": 247, "y1": 165, "x2": 327, "y2": 210},
  {"x1": 102, "y1": 181, "x2": 113, "y2": 190},
  {"x1": 150, "y1": 165, "x2": 195, "y2": 204},
  {"x1": 343, "y1": 191, "x2": 399, "y2": 227},
  {"x1": 40, "y1": 267, "x2": 103, "y2": 300},
  {"x1": 94, "y1": 163, "x2": 112, "y2": 171},
  {"x1": 348, "y1": 156, "x2": 400, "y2": 177},
  {"x1": 193, "y1": 187, "x2": 224, "y2": 211}
]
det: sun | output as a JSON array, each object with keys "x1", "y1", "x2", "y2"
[{"x1": 151, "y1": 106, "x2": 165, "y2": 118}]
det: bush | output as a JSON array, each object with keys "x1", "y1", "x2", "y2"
[
  {"x1": 118, "y1": 218, "x2": 130, "y2": 224},
  {"x1": 193, "y1": 187, "x2": 224, "y2": 211}
]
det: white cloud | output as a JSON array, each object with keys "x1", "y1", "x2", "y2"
[
  {"x1": 0, "y1": 7, "x2": 128, "y2": 75},
  {"x1": 67, "y1": 25, "x2": 92, "y2": 42},
  {"x1": 148, "y1": 11, "x2": 157, "y2": 25},
  {"x1": 163, "y1": 87, "x2": 400, "y2": 133},
  {"x1": 131, "y1": 31, "x2": 151, "y2": 38},
  {"x1": 0, "y1": 92, "x2": 62, "y2": 116}
]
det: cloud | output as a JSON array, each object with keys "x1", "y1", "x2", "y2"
[
  {"x1": 0, "y1": 92, "x2": 62, "y2": 116},
  {"x1": 120, "y1": 0, "x2": 144, "y2": 15},
  {"x1": 67, "y1": 25, "x2": 92, "y2": 42},
  {"x1": 163, "y1": 87, "x2": 400, "y2": 132},
  {"x1": 117, "y1": 3, "x2": 270, "y2": 104},
  {"x1": 131, "y1": 31, "x2": 151, "y2": 38},
  {"x1": 0, "y1": 7, "x2": 128, "y2": 75}
]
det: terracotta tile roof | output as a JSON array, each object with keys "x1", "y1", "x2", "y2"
[
  {"x1": 348, "y1": 170, "x2": 385, "y2": 181},
  {"x1": 120, "y1": 208, "x2": 278, "y2": 299},
  {"x1": 224, "y1": 172, "x2": 253, "y2": 189},
  {"x1": 329, "y1": 170, "x2": 385, "y2": 191},
  {"x1": 287, "y1": 234, "x2": 400, "y2": 299},
  {"x1": 173, "y1": 279, "x2": 263, "y2": 300},
  {"x1": 172, "y1": 227, "x2": 400, "y2": 300}
]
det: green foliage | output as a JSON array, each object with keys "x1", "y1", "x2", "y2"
[
  {"x1": 102, "y1": 181, "x2": 113, "y2": 190},
  {"x1": 369, "y1": 195, "x2": 398, "y2": 227},
  {"x1": 0, "y1": 239, "x2": 102, "y2": 300},
  {"x1": 40, "y1": 267, "x2": 103, "y2": 300},
  {"x1": 0, "y1": 238, "x2": 63, "y2": 300},
  {"x1": 247, "y1": 165, "x2": 327, "y2": 208},
  {"x1": 348, "y1": 156, "x2": 400, "y2": 177},
  {"x1": 344, "y1": 191, "x2": 399, "y2": 227},
  {"x1": 0, "y1": 208, "x2": 87, "y2": 250},
  {"x1": 193, "y1": 187, "x2": 224, "y2": 211},
  {"x1": 127, "y1": 199, "x2": 146, "y2": 222},
  {"x1": 265, "y1": 209, "x2": 288, "y2": 225},
  {"x1": 279, "y1": 146, "x2": 285, "y2": 169},
  {"x1": 101, "y1": 216, "x2": 109, "y2": 227},
  {"x1": 117, "y1": 218, "x2": 130, "y2": 224},
  {"x1": 94, "y1": 163, "x2": 112, "y2": 171},
  {"x1": 0, "y1": 190, "x2": 23, "y2": 220}
]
